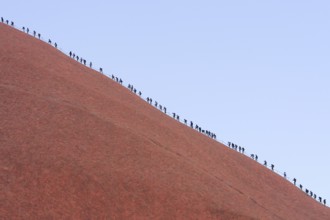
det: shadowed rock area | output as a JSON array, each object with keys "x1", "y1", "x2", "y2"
[{"x1": 0, "y1": 23, "x2": 329, "y2": 219}]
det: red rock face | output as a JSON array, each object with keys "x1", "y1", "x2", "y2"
[{"x1": 0, "y1": 23, "x2": 329, "y2": 219}]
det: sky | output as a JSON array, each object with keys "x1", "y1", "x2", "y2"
[{"x1": 2, "y1": 0, "x2": 329, "y2": 204}]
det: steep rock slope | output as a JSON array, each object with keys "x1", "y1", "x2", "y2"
[{"x1": 0, "y1": 23, "x2": 329, "y2": 219}]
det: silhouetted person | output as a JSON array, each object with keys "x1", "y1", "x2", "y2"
[
  {"x1": 184, "y1": 119, "x2": 187, "y2": 124},
  {"x1": 99, "y1": 68, "x2": 103, "y2": 73},
  {"x1": 239, "y1": 146, "x2": 242, "y2": 152},
  {"x1": 54, "y1": 43, "x2": 57, "y2": 48},
  {"x1": 314, "y1": 194, "x2": 317, "y2": 200},
  {"x1": 228, "y1": 142, "x2": 231, "y2": 147},
  {"x1": 293, "y1": 178, "x2": 296, "y2": 185},
  {"x1": 251, "y1": 154, "x2": 255, "y2": 160},
  {"x1": 310, "y1": 191, "x2": 313, "y2": 197},
  {"x1": 6, "y1": 20, "x2": 8, "y2": 24},
  {"x1": 155, "y1": 101, "x2": 158, "y2": 107},
  {"x1": 173, "y1": 113, "x2": 176, "y2": 118},
  {"x1": 27, "y1": 28, "x2": 29, "y2": 34},
  {"x1": 89, "y1": 62, "x2": 92, "y2": 68},
  {"x1": 48, "y1": 39, "x2": 52, "y2": 44},
  {"x1": 264, "y1": 160, "x2": 267, "y2": 166},
  {"x1": 284, "y1": 172, "x2": 286, "y2": 178},
  {"x1": 69, "y1": 51, "x2": 72, "y2": 57},
  {"x1": 164, "y1": 107, "x2": 167, "y2": 114},
  {"x1": 22, "y1": 26, "x2": 25, "y2": 32},
  {"x1": 138, "y1": 91, "x2": 142, "y2": 96},
  {"x1": 271, "y1": 164, "x2": 274, "y2": 171},
  {"x1": 242, "y1": 147, "x2": 245, "y2": 154},
  {"x1": 83, "y1": 60, "x2": 86, "y2": 65},
  {"x1": 190, "y1": 121, "x2": 193, "y2": 128},
  {"x1": 305, "y1": 189, "x2": 309, "y2": 194},
  {"x1": 324, "y1": 199, "x2": 326, "y2": 206},
  {"x1": 33, "y1": 30, "x2": 36, "y2": 37},
  {"x1": 1, "y1": 17, "x2": 3, "y2": 22},
  {"x1": 76, "y1": 56, "x2": 79, "y2": 61},
  {"x1": 319, "y1": 197, "x2": 322, "y2": 203},
  {"x1": 38, "y1": 33, "x2": 41, "y2": 39},
  {"x1": 255, "y1": 155, "x2": 258, "y2": 161},
  {"x1": 11, "y1": 21, "x2": 14, "y2": 26},
  {"x1": 299, "y1": 184, "x2": 303, "y2": 190},
  {"x1": 176, "y1": 115, "x2": 179, "y2": 121}
]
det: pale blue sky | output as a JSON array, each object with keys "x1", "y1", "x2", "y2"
[{"x1": 2, "y1": 0, "x2": 329, "y2": 203}]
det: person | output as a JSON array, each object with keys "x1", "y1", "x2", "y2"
[
  {"x1": 190, "y1": 121, "x2": 193, "y2": 128},
  {"x1": 239, "y1": 146, "x2": 242, "y2": 152},
  {"x1": 155, "y1": 101, "x2": 158, "y2": 107},
  {"x1": 1, "y1": 17, "x2": 3, "y2": 22},
  {"x1": 319, "y1": 197, "x2": 322, "y2": 203},
  {"x1": 255, "y1": 155, "x2": 258, "y2": 161},
  {"x1": 6, "y1": 20, "x2": 8, "y2": 24},
  {"x1": 99, "y1": 68, "x2": 103, "y2": 73},
  {"x1": 173, "y1": 113, "x2": 176, "y2": 118},
  {"x1": 54, "y1": 43, "x2": 57, "y2": 48},
  {"x1": 271, "y1": 164, "x2": 274, "y2": 171},
  {"x1": 242, "y1": 147, "x2": 245, "y2": 154},
  {"x1": 27, "y1": 28, "x2": 29, "y2": 34},
  {"x1": 184, "y1": 119, "x2": 187, "y2": 124},
  {"x1": 33, "y1": 31, "x2": 36, "y2": 37},
  {"x1": 299, "y1": 184, "x2": 303, "y2": 190},
  {"x1": 314, "y1": 194, "x2": 317, "y2": 200},
  {"x1": 22, "y1": 26, "x2": 25, "y2": 32},
  {"x1": 251, "y1": 154, "x2": 255, "y2": 160},
  {"x1": 89, "y1": 62, "x2": 92, "y2": 68},
  {"x1": 324, "y1": 199, "x2": 326, "y2": 206},
  {"x1": 284, "y1": 172, "x2": 286, "y2": 178},
  {"x1": 305, "y1": 189, "x2": 309, "y2": 194},
  {"x1": 48, "y1": 39, "x2": 52, "y2": 44},
  {"x1": 83, "y1": 60, "x2": 86, "y2": 65},
  {"x1": 164, "y1": 107, "x2": 167, "y2": 114},
  {"x1": 38, "y1": 33, "x2": 41, "y2": 39},
  {"x1": 293, "y1": 178, "x2": 296, "y2": 185},
  {"x1": 176, "y1": 115, "x2": 179, "y2": 121},
  {"x1": 11, "y1": 21, "x2": 14, "y2": 26},
  {"x1": 264, "y1": 160, "x2": 267, "y2": 166},
  {"x1": 69, "y1": 51, "x2": 72, "y2": 57}
]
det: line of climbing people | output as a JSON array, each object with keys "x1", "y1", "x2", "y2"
[{"x1": 3, "y1": 16, "x2": 325, "y2": 207}]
